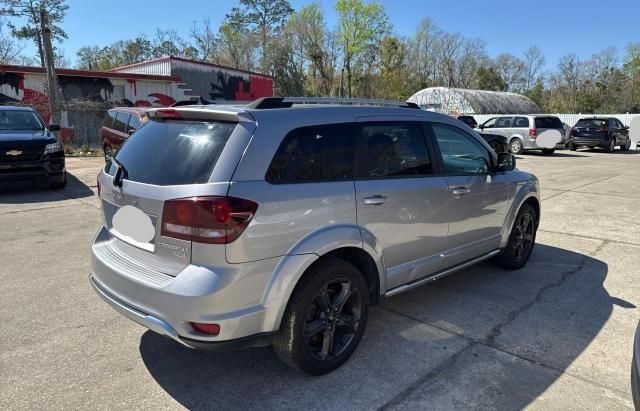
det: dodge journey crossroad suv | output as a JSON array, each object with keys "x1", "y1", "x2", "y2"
[{"x1": 91, "y1": 97, "x2": 540, "y2": 375}]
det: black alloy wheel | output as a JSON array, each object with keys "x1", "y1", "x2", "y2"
[{"x1": 303, "y1": 279, "x2": 362, "y2": 361}]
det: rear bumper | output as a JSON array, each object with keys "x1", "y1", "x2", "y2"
[
  {"x1": 90, "y1": 226, "x2": 283, "y2": 348},
  {"x1": 570, "y1": 137, "x2": 607, "y2": 147},
  {"x1": 90, "y1": 274, "x2": 273, "y2": 350}
]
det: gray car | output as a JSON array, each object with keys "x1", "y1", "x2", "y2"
[
  {"x1": 90, "y1": 97, "x2": 540, "y2": 375},
  {"x1": 479, "y1": 115, "x2": 566, "y2": 155}
]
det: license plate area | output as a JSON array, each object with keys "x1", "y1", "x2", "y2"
[{"x1": 102, "y1": 199, "x2": 158, "y2": 252}]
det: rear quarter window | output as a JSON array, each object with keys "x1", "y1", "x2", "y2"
[
  {"x1": 103, "y1": 110, "x2": 116, "y2": 128},
  {"x1": 108, "y1": 119, "x2": 237, "y2": 185},
  {"x1": 513, "y1": 117, "x2": 530, "y2": 127},
  {"x1": 266, "y1": 124, "x2": 355, "y2": 184},
  {"x1": 113, "y1": 112, "x2": 130, "y2": 133}
]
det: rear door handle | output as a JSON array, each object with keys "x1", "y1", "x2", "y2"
[
  {"x1": 450, "y1": 186, "x2": 471, "y2": 196},
  {"x1": 363, "y1": 195, "x2": 387, "y2": 205}
]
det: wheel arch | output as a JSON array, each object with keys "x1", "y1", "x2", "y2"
[
  {"x1": 262, "y1": 225, "x2": 386, "y2": 332},
  {"x1": 500, "y1": 188, "x2": 540, "y2": 249}
]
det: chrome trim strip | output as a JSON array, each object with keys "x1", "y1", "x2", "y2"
[
  {"x1": 384, "y1": 249, "x2": 501, "y2": 298},
  {"x1": 89, "y1": 274, "x2": 191, "y2": 348}
]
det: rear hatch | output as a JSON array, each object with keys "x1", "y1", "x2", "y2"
[
  {"x1": 534, "y1": 116, "x2": 563, "y2": 133},
  {"x1": 533, "y1": 116, "x2": 565, "y2": 146},
  {"x1": 97, "y1": 108, "x2": 253, "y2": 277},
  {"x1": 572, "y1": 118, "x2": 608, "y2": 138}
]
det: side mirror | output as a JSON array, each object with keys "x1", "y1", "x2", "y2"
[
  {"x1": 495, "y1": 153, "x2": 516, "y2": 172},
  {"x1": 479, "y1": 124, "x2": 484, "y2": 130},
  {"x1": 49, "y1": 124, "x2": 61, "y2": 132},
  {"x1": 625, "y1": 125, "x2": 630, "y2": 130}
]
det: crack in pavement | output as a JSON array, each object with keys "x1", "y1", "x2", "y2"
[
  {"x1": 539, "y1": 229, "x2": 640, "y2": 248},
  {"x1": 540, "y1": 174, "x2": 622, "y2": 202},
  {"x1": 378, "y1": 342, "x2": 476, "y2": 411},
  {"x1": 487, "y1": 239, "x2": 606, "y2": 347},
  {"x1": 375, "y1": 239, "x2": 633, "y2": 407}
]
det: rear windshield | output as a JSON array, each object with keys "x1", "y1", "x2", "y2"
[
  {"x1": 575, "y1": 119, "x2": 608, "y2": 127},
  {"x1": 107, "y1": 119, "x2": 237, "y2": 185},
  {"x1": 534, "y1": 117, "x2": 562, "y2": 129}
]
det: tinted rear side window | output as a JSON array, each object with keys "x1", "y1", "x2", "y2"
[
  {"x1": 108, "y1": 119, "x2": 237, "y2": 185},
  {"x1": 127, "y1": 115, "x2": 142, "y2": 133},
  {"x1": 535, "y1": 117, "x2": 562, "y2": 129},
  {"x1": 113, "y1": 112, "x2": 130, "y2": 133},
  {"x1": 513, "y1": 117, "x2": 530, "y2": 127},
  {"x1": 103, "y1": 110, "x2": 116, "y2": 128},
  {"x1": 266, "y1": 124, "x2": 354, "y2": 184}
]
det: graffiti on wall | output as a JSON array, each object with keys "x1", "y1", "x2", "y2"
[
  {"x1": 208, "y1": 70, "x2": 272, "y2": 101},
  {"x1": 0, "y1": 71, "x2": 186, "y2": 142}
]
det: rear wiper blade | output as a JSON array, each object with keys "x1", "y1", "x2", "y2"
[{"x1": 111, "y1": 157, "x2": 128, "y2": 187}]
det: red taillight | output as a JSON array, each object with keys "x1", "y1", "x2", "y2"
[
  {"x1": 190, "y1": 322, "x2": 220, "y2": 335},
  {"x1": 161, "y1": 196, "x2": 258, "y2": 244},
  {"x1": 155, "y1": 109, "x2": 182, "y2": 119},
  {"x1": 528, "y1": 128, "x2": 537, "y2": 138}
]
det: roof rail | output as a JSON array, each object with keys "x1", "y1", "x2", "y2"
[{"x1": 246, "y1": 97, "x2": 421, "y2": 110}]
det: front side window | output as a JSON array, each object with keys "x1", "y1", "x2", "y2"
[
  {"x1": 482, "y1": 118, "x2": 496, "y2": 129},
  {"x1": 431, "y1": 123, "x2": 490, "y2": 175},
  {"x1": 356, "y1": 122, "x2": 432, "y2": 178},
  {"x1": 266, "y1": 124, "x2": 355, "y2": 184}
]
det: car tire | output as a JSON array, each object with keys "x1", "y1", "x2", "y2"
[
  {"x1": 510, "y1": 138, "x2": 524, "y2": 155},
  {"x1": 569, "y1": 143, "x2": 577, "y2": 151},
  {"x1": 541, "y1": 149, "x2": 555, "y2": 155},
  {"x1": 272, "y1": 257, "x2": 369, "y2": 375},
  {"x1": 492, "y1": 203, "x2": 537, "y2": 270},
  {"x1": 489, "y1": 140, "x2": 503, "y2": 153},
  {"x1": 606, "y1": 138, "x2": 616, "y2": 153},
  {"x1": 104, "y1": 145, "x2": 113, "y2": 163},
  {"x1": 620, "y1": 139, "x2": 631, "y2": 151},
  {"x1": 49, "y1": 172, "x2": 67, "y2": 190}
]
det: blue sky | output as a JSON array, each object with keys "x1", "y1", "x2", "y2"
[{"x1": 14, "y1": 0, "x2": 640, "y2": 69}]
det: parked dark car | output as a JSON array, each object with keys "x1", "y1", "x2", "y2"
[
  {"x1": 0, "y1": 106, "x2": 65, "y2": 189},
  {"x1": 479, "y1": 133, "x2": 508, "y2": 153},
  {"x1": 100, "y1": 107, "x2": 149, "y2": 162},
  {"x1": 569, "y1": 117, "x2": 631, "y2": 152},
  {"x1": 456, "y1": 115, "x2": 478, "y2": 129},
  {"x1": 632, "y1": 321, "x2": 640, "y2": 408}
]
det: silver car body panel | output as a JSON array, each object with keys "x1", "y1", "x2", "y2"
[{"x1": 91, "y1": 104, "x2": 540, "y2": 345}]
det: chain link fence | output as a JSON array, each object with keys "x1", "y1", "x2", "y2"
[{"x1": 60, "y1": 105, "x2": 108, "y2": 151}]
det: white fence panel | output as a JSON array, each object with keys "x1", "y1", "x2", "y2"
[{"x1": 472, "y1": 113, "x2": 640, "y2": 127}]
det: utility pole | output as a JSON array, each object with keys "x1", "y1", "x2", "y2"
[{"x1": 40, "y1": 7, "x2": 62, "y2": 137}]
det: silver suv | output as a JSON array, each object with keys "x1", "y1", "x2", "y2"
[
  {"x1": 91, "y1": 97, "x2": 540, "y2": 375},
  {"x1": 479, "y1": 115, "x2": 566, "y2": 155}
]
